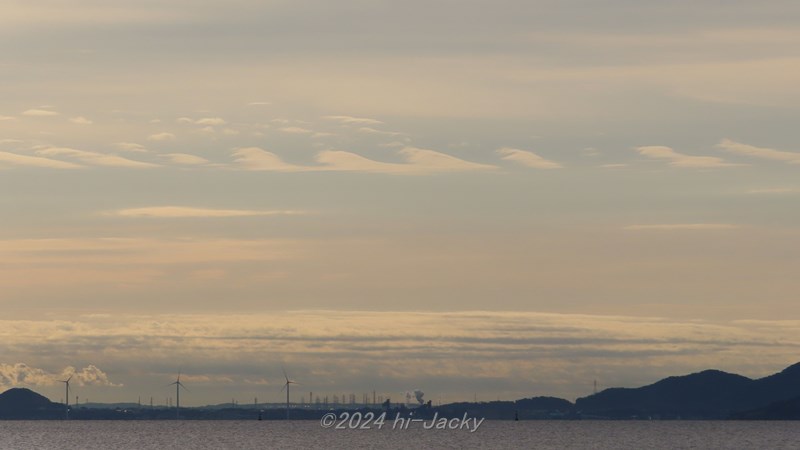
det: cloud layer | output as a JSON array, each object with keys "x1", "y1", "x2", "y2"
[{"x1": 1, "y1": 311, "x2": 797, "y2": 404}]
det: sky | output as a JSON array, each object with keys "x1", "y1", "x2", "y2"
[{"x1": 1, "y1": 0, "x2": 800, "y2": 406}]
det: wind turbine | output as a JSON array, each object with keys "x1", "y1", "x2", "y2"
[
  {"x1": 281, "y1": 369, "x2": 298, "y2": 420},
  {"x1": 58, "y1": 375, "x2": 72, "y2": 420},
  {"x1": 169, "y1": 372, "x2": 189, "y2": 419}
]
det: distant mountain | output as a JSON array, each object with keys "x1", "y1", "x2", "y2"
[
  {"x1": 434, "y1": 396, "x2": 575, "y2": 419},
  {"x1": 515, "y1": 396, "x2": 574, "y2": 411},
  {"x1": 0, "y1": 388, "x2": 62, "y2": 418},
  {"x1": 575, "y1": 362, "x2": 800, "y2": 418},
  {"x1": 731, "y1": 395, "x2": 800, "y2": 420}
]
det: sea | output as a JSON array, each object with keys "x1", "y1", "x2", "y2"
[{"x1": 0, "y1": 420, "x2": 798, "y2": 449}]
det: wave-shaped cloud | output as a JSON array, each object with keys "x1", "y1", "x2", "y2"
[
  {"x1": 636, "y1": 146, "x2": 738, "y2": 168},
  {"x1": 232, "y1": 147, "x2": 496, "y2": 174},
  {"x1": 0, "y1": 151, "x2": 82, "y2": 169},
  {"x1": 717, "y1": 139, "x2": 800, "y2": 164},
  {"x1": 497, "y1": 148, "x2": 562, "y2": 169},
  {"x1": 35, "y1": 147, "x2": 159, "y2": 168}
]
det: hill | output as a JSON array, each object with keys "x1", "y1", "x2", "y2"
[
  {"x1": 575, "y1": 362, "x2": 800, "y2": 418},
  {"x1": 0, "y1": 388, "x2": 62, "y2": 419}
]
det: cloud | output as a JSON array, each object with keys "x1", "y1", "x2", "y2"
[
  {"x1": 35, "y1": 147, "x2": 159, "y2": 168},
  {"x1": 0, "y1": 363, "x2": 121, "y2": 388},
  {"x1": 357, "y1": 127, "x2": 403, "y2": 136},
  {"x1": 316, "y1": 147, "x2": 497, "y2": 174},
  {"x1": 397, "y1": 147, "x2": 497, "y2": 173},
  {"x1": 624, "y1": 224, "x2": 740, "y2": 231},
  {"x1": 68, "y1": 365, "x2": 123, "y2": 387},
  {"x1": 232, "y1": 147, "x2": 307, "y2": 172},
  {"x1": 0, "y1": 237, "x2": 306, "y2": 274},
  {"x1": 0, "y1": 151, "x2": 82, "y2": 169},
  {"x1": 717, "y1": 139, "x2": 800, "y2": 164},
  {"x1": 496, "y1": 148, "x2": 562, "y2": 169},
  {"x1": 178, "y1": 117, "x2": 227, "y2": 126},
  {"x1": 159, "y1": 153, "x2": 210, "y2": 165},
  {"x1": 279, "y1": 126, "x2": 314, "y2": 134},
  {"x1": 246, "y1": 102, "x2": 271, "y2": 106},
  {"x1": 0, "y1": 116, "x2": 15, "y2": 121},
  {"x1": 635, "y1": 146, "x2": 737, "y2": 168},
  {"x1": 110, "y1": 206, "x2": 306, "y2": 218},
  {"x1": 115, "y1": 142, "x2": 149, "y2": 153},
  {"x1": 323, "y1": 115, "x2": 383, "y2": 125},
  {"x1": 195, "y1": 117, "x2": 226, "y2": 126},
  {"x1": 69, "y1": 116, "x2": 93, "y2": 125},
  {"x1": 232, "y1": 147, "x2": 497, "y2": 175},
  {"x1": 22, "y1": 109, "x2": 59, "y2": 117},
  {"x1": 147, "y1": 132, "x2": 176, "y2": 141}
]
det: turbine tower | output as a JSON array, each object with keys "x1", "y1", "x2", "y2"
[
  {"x1": 58, "y1": 375, "x2": 72, "y2": 420},
  {"x1": 169, "y1": 372, "x2": 189, "y2": 419},
  {"x1": 281, "y1": 368, "x2": 298, "y2": 420}
]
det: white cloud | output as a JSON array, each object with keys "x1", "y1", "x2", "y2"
[
  {"x1": 496, "y1": 148, "x2": 562, "y2": 169},
  {"x1": 635, "y1": 146, "x2": 737, "y2": 168},
  {"x1": 222, "y1": 128, "x2": 239, "y2": 136},
  {"x1": 397, "y1": 147, "x2": 498, "y2": 173},
  {"x1": 233, "y1": 147, "x2": 497, "y2": 175},
  {"x1": 0, "y1": 363, "x2": 121, "y2": 388},
  {"x1": 0, "y1": 115, "x2": 15, "y2": 121},
  {"x1": 357, "y1": 127, "x2": 403, "y2": 136},
  {"x1": 68, "y1": 365, "x2": 123, "y2": 387},
  {"x1": 316, "y1": 148, "x2": 497, "y2": 174},
  {"x1": 624, "y1": 224, "x2": 740, "y2": 231},
  {"x1": 232, "y1": 147, "x2": 307, "y2": 172},
  {"x1": 147, "y1": 132, "x2": 176, "y2": 141},
  {"x1": 0, "y1": 151, "x2": 82, "y2": 169},
  {"x1": 159, "y1": 153, "x2": 210, "y2": 165},
  {"x1": 22, "y1": 109, "x2": 59, "y2": 117},
  {"x1": 246, "y1": 101, "x2": 271, "y2": 106},
  {"x1": 176, "y1": 117, "x2": 194, "y2": 124},
  {"x1": 279, "y1": 126, "x2": 314, "y2": 134},
  {"x1": 35, "y1": 147, "x2": 159, "y2": 168},
  {"x1": 323, "y1": 115, "x2": 383, "y2": 125},
  {"x1": 69, "y1": 116, "x2": 93, "y2": 125},
  {"x1": 114, "y1": 142, "x2": 148, "y2": 153},
  {"x1": 195, "y1": 117, "x2": 226, "y2": 126},
  {"x1": 110, "y1": 206, "x2": 306, "y2": 218},
  {"x1": 717, "y1": 139, "x2": 800, "y2": 164}
]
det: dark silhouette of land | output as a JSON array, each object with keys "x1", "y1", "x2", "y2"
[
  {"x1": 0, "y1": 388, "x2": 63, "y2": 419},
  {"x1": 4, "y1": 362, "x2": 800, "y2": 420},
  {"x1": 574, "y1": 362, "x2": 800, "y2": 419}
]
